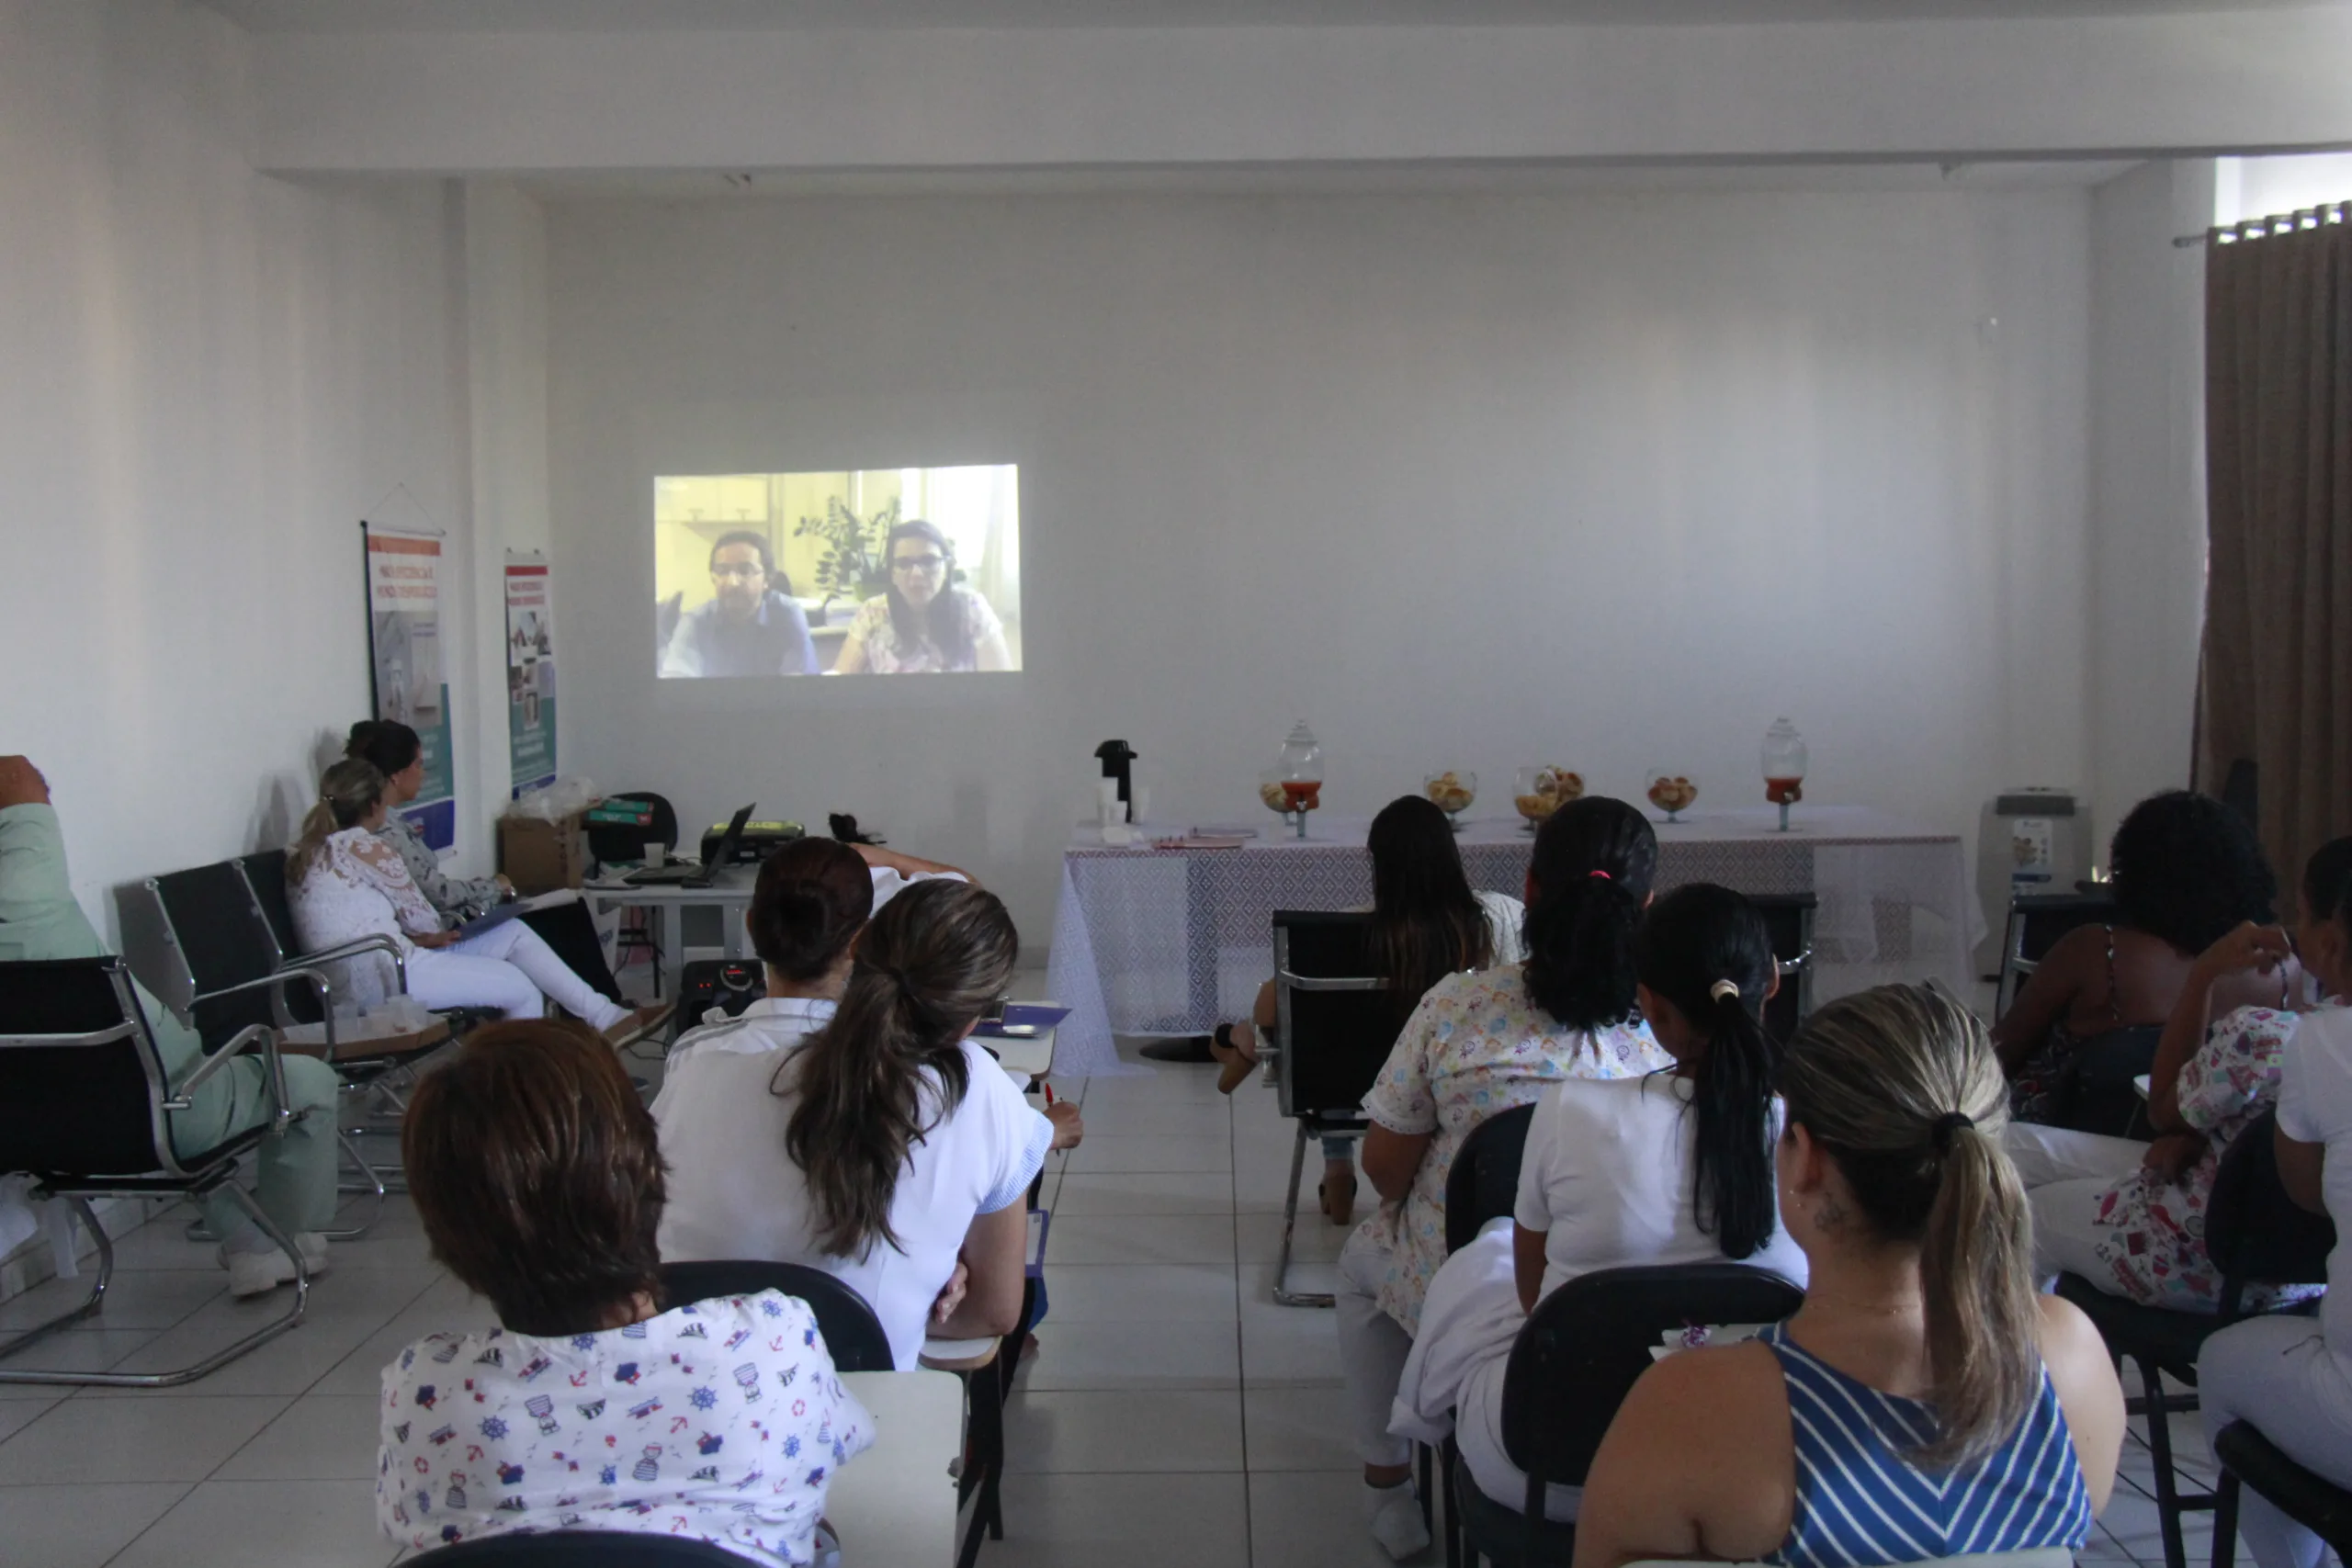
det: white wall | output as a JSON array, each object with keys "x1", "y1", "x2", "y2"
[
  {"x1": 463, "y1": 179, "x2": 556, "y2": 814},
  {"x1": 2216, "y1": 152, "x2": 2352, "y2": 226},
  {"x1": 546, "y1": 186, "x2": 2095, "y2": 945},
  {"x1": 248, "y1": 12, "x2": 2352, "y2": 175},
  {"x1": 2084, "y1": 158, "x2": 2213, "y2": 863},
  {"x1": 0, "y1": 0, "x2": 475, "y2": 938}
]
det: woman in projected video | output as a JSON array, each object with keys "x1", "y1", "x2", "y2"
[{"x1": 833, "y1": 518, "x2": 1012, "y2": 674}]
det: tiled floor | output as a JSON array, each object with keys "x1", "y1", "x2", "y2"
[{"x1": 0, "y1": 1037, "x2": 2299, "y2": 1568}]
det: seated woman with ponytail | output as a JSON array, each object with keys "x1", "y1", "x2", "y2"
[
  {"x1": 285, "y1": 760, "x2": 667, "y2": 1041},
  {"x1": 1573, "y1": 984, "x2": 2124, "y2": 1568},
  {"x1": 1336, "y1": 796, "x2": 1672, "y2": 1561},
  {"x1": 654, "y1": 857, "x2": 1053, "y2": 1370},
  {"x1": 1393, "y1": 884, "x2": 1810, "y2": 1524}
]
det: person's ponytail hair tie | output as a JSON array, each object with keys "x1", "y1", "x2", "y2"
[
  {"x1": 1521, "y1": 797, "x2": 1658, "y2": 1031},
  {"x1": 1778, "y1": 984, "x2": 2035, "y2": 1470},
  {"x1": 1708, "y1": 978, "x2": 1740, "y2": 1002}
]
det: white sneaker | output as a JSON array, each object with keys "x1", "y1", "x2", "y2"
[
  {"x1": 219, "y1": 1235, "x2": 330, "y2": 1298},
  {"x1": 1365, "y1": 1481, "x2": 1430, "y2": 1560}
]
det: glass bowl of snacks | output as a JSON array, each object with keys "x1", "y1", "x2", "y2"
[
  {"x1": 1645, "y1": 771, "x2": 1699, "y2": 823},
  {"x1": 1514, "y1": 766, "x2": 1583, "y2": 832},
  {"x1": 1424, "y1": 771, "x2": 1476, "y2": 829}
]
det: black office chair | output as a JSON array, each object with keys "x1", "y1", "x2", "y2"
[
  {"x1": 1748, "y1": 891, "x2": 1818, "y2": 1043},
  {"x1": 1454, "y1": 1261, "x2": 1806, "y2": 1567},
  {"x1": 408, "y1": 1530, "x2": 752, "y2": 1565},
  {"x1": 587, "y1": 795, "x2": 680, "y2": 988},
  {"x1": 0, "y1": 956, "x2": 310, "y2": 1386},
  {"x1": 2211, "y1": 1420, "x2": 2352, "y2": 1568},
  {"x1": 655, "y1": 1259, "x2": 894, "y2": 1372},
  {"x1": 1445, "y1": 1103, "x2": 1535, "y2": 1258},
  {"x1": 1430, "y1": 1100, "x2": 1541, "y2": 1564},
  {"x1": 2056, "y1": 1108, "x2": 2335, "y2": 1568},
  {"x1": 1994, "y1": 886, "x2": 2117, "y2": 1020},
  {"x1": 1265, "y1": 909, "x2": 1404, "y2": 1308},
  {"x1": 133, "y1": 859, "x2": 414, "y2": 1236}
]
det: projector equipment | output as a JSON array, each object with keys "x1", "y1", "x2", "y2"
[
  {"x1": 673, "y1": 959, "x2": 763, "y2": 1043},
  {"x1": 698, "y1": 818, "x2": 805, "y2": 868},
  {"x1": 1976, "y1": 789, "x2": 2093, "y2": 976},
  {"x1": 1095, "y1": 739, "x2": 1138, "y2": 811}
]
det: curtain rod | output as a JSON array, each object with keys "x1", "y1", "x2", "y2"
[{"x1": 2174, "y1": 199, "x2": 2349, "y2": 247}]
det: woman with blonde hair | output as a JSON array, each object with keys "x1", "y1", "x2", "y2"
[
  {"x1": 286, "y1": 759, "x2": 665, "y2": 1039},
  {"x1": 1573, "y1": 984, "x2": 2125, "y2": 1568}
]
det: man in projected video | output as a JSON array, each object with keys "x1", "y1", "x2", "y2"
[{"x1": 660, "y1": 530, "x2": 820, "y2": 679}]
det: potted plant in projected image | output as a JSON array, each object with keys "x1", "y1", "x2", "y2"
[{"x1": 794, "y1": 496, "x2": 899, "y2": 619}]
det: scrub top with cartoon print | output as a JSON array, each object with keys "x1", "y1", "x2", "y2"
[
  {"x1": 1357, "y1": 963, "x2": 1668, "y2": 1335},
  {"x1": 378, "y1": 1290, "x2": 874, "y2": 1565}
]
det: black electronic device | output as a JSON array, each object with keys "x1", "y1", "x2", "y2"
[
  {"x1": 699, "y1": 818, "x2": 805, "y2": 868},
  {"x1": 624, "y1": 805, "x2": 752, "y2": 886},
  {"x1": 671, "y1": 958, "x2": 764, "y2": 1044}
]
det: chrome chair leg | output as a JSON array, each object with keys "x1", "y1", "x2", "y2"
[
  {"x1": 0, "y1": 1184, "x2": 307, "y2": 1388},
  {"x1": 1272, "y1": 1122, "x2": 1334, "y2": 1308}
]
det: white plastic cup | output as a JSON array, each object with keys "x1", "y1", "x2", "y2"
[{"x1": 1130, "y1": 786, "x2": 1151, "y2": 825}]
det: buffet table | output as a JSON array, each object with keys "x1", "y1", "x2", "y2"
[{"x1": 1044, "y1": 806, "x2": 1981, "y2": 1079}]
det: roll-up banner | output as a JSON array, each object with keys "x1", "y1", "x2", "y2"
[
  {"x1": 363, "y1": 525, "x2": 457, "y2": 851},
  {"x1": 505, "y1": 553, "x2": 557, "y2": 797}
]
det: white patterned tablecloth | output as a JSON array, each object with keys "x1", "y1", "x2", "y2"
[{"x1": 1043, "y1": 806, "x2": 1981, "y2": 1079}]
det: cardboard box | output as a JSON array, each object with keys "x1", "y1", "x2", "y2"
[{"x1": 501, "y1": 812, "x2": 589, "y2": 893}]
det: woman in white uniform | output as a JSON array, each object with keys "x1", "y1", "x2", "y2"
[
  {"x1": 1396, "y1": 883, "x2": 1808, "y2": 1521},
  {"x1": 2198, "y1": 836, "x2": 2352, "y2": 1568},
  {"x1": 652, "y1": 845, "x2": 1054, "y2": 1369},
  {"x1": 285, "y1": 761, "x2": 664, "y2": 1040}
]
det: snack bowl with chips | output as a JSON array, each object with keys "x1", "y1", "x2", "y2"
[{"x1": 1423, "y1": 771, "x2": 1476, "y2": 828}]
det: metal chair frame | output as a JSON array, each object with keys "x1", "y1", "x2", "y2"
[
  {"x1": 1267, "y1": 918, "x2": 1394, "y2": 1308},
  {"x1": 0, "y1": 958, "x2": 309, "y2": 1386}
]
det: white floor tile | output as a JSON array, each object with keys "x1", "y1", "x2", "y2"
[
  {"x1": 0, "y1": 1395, "x2": 290, "y2": 1483},
  {"x1": 1237, "y1": 1210, "x2": 1352, "y2": 1266},
  {"x1": 1249, "y1": 1468, "x2": 1441, "y2": 1566},
  {"x1": 1068, "y1": 1099, "x2": 1236, "y2": 1138},
  {"x1": 214, "y1": 1393, "x2": 386, "y2": 1481},
  {"x1": 0, "y1": 1325, "x2": 163, "y2": 1378},
  {"x1": 1064, "y1": 1134, "x2": 1234, "y2": 1175},
  {"x1": 1002, "y1": 1389, "x2": 1244, "y2": 1473},
  {"x1": 85, "y1": 1289, "x2": 401, "y2": 1399},
  {"x1": 1045, "y1": 1264, "x2": 1238, "y2": 1323},
  {"x1": 1019, "y1": 1319, "x2": 1240, "y2": 1392},
  {"x1": 1047, "y1": 1213, "x2": 1236, "y2": 1266},
  {"x1": 990, "y1": 1471, "x2": 1251, "y2": 1567},
  {"x1": 108, "y1": 1477, "x2": 391, "y2": 1568},
  {"x1": 1239, "y1": 1266, "x2": 1347, "y2": 1386},
  {"x1": 0, "y1": 1482, "x2": 194, "y2": 1568},
  {"x1": 1244, "y1": 1384, "x2": 1364, "y2": 1472},
  {"x1": 1057, "y1": 1173, "x2": 1238, "y2": 1216},
  {"x1": 0, "y1": 1269, "x2": 223, "y2": 1332}
]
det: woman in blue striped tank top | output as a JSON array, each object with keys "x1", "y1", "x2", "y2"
[{"x1": 1574, "y1": 984, "x2": 2126, "y2": 1568}]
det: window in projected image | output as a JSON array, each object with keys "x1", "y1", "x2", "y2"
[{"x1": 655, "y1": 466, "x2": 1021, "y2": 677}]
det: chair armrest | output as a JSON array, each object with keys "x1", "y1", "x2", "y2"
[
  {"x1": 918, "y1": 1337, "x2": 1000, "y2": 1372},
  {"x1": 286, "y1": 935, "x2": 411, "y2": 994},
  {"x1": 164, "y1": 1022, "x2": 289, "y2": 1120}
]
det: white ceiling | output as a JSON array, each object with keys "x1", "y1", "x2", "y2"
[
  {"x1": 515, "y1": 158, "x2": 2140, "y2": 202},
  {"x1": 201, "y1": 0, "x2": 2338, "y2": 31}
]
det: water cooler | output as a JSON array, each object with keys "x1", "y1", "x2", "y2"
[{"x1": 1975, "y1": 789, "x2": 2093, "y2": 976}]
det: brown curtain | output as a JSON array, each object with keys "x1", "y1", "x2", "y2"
[{"x1": 2195, "y1": 205, "x2": 2352, "y2": 896}]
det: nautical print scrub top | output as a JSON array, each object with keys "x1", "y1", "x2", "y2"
[{"x1": 378, "y1": 1290, "x2": 874, "y2": 1565}]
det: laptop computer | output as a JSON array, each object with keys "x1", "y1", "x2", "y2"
[{"x1": 624, "y1": 805, "x2": 753, "y2": 887}]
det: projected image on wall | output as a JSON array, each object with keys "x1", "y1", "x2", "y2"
[{"x1": 655, "y1": 466, "x2": 1021, "y2": 677}]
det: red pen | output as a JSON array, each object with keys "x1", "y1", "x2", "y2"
[{"x1": 1043, "y1": 1084, "x2": 1055, "y2": 1106}]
